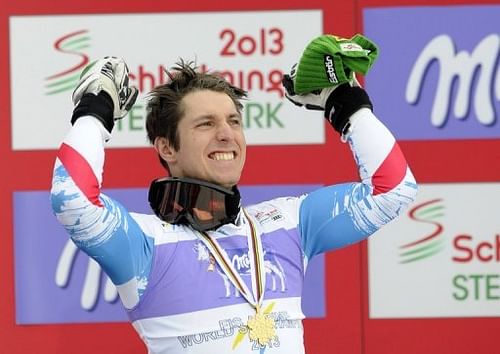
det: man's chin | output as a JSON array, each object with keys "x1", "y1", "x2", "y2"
[
  {"x1": 216, "y1": 181, "x2": 238, "y2": 190},
  {"x1": 210, "y1": 176, "x2": 240, "y2": 189}
]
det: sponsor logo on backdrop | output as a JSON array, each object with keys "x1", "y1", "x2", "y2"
[
  {"x1": 451, "y1": 232, "x2": 500, "y2": 302},
  {"x1": 45, "y1": 28, "x2": 288, "y2": 130},
  {"x1": 364, "y1": 6, "x2": 500, "y2": 140},
  {"x1": 399, "y1": 197, "x2": 499, "y2": 302},
  {"x1": 45, "y1": 29, "x2": 91, "y2": 95},
  {"x1": 406, "y1": 34, "x2": 500, "y2": 128},
  {"x1": 399, "y1": 199, "x2": 445, "y2": 264},
  {"x1": 56, "y1": 239, "x2": 118, "y2": 310},
  {"x1": 369, "y1": 183, "x2": 500, "y2": 318},
  {"x1": 10, "y1": 11, "x2": 324, "y2": 149}
]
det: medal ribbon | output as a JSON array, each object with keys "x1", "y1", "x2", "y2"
[{"x1": 199, "y1": 209, "x2": 265, "y2": 309}]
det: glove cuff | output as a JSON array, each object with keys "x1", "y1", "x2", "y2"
[
  {"x1": 324, "y1": 84, "x2": 373, "y2": 134},
  {"x1": 71, "y1": 91, "x2": 115, "y2": 133}
]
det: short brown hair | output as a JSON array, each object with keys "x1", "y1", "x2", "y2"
[{"x1": 145, "y1": 59, "x2": 247, "y2": 171}]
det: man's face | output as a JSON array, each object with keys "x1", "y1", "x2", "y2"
[{"x1": 167, "y1": 90, "x2": 246, "y2": 188}]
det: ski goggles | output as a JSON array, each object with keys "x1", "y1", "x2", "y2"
[{"x1": 148, "y1": 177, "x2": 241, "y2": 232}]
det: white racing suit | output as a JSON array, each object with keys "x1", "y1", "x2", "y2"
[{"x1": 51, "y1": 108, "x2": 417, "y2": 353}]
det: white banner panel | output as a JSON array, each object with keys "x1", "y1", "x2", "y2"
[
  {"x1": 369, "y1": 183, "x2": 500, "y2": 318},
  {"x1": 10, "y1": 11, "x2": 323, "y2": 150}
]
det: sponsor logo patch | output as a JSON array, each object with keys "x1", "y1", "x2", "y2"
[
  {"x1": 254, "y1": 208, "x2": 283, "y2": 224},
  {"x1": 323, "y1": 54, "x2": 338, "y2": 84}
]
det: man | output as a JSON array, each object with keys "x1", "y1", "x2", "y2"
[{"x1": 51, "y1": 36, "x2": 417, "y2": 353}]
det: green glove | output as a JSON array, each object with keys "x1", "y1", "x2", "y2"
[{"x1": 293, "y1": 34, "x2": 378, "y2": 94}]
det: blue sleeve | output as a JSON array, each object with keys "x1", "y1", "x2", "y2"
[
  {"x1": 297, "y1": 109, "x2": 419, "y2": 259},
  {"x1": 51, "y1": 164, "x2": 154, "y2": 287},
  {"x1": 81, "y1": 198, "x2": 154, "y2": 286},
  {"x1": 299, "y1": 183, "x2": 372, "y2": 259}
]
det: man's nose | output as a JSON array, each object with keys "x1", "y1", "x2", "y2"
[{"x1": 216, "y1": 121, "x2": 234, "y2": 141}]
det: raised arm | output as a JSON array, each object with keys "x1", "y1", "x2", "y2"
[
  {"x1": 282, "y1": 35, "x2": 418, "y2": 258},
  {"x1": 50, "y1": 57, "x2": 152, "y2": 308}
]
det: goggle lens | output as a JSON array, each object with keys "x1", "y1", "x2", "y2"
[{"x1": 148, "y1": 177, "x2": 239, "y2": 231}]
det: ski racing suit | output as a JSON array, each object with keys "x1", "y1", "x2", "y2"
[{"x1": 51, "y1": 107, "x2": 417, "y2": 353}]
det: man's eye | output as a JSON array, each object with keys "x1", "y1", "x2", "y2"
[{"x1": 230, "y1": 118, "x2": 242, "y2": 126}]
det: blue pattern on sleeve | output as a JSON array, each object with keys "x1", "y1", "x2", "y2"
[{"x1": 299, "y1": 183, "x2": 371, "y2": 259}]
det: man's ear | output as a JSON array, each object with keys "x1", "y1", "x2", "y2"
[{"x1": 154, "y1": 137, "x2": 177, "y2": 164}]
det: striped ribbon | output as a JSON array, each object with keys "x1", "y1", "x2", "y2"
[{"x1": 199, "y1": 208, "x2": 265, "y2": 309}]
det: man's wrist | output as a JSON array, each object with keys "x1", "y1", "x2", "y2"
[
  {"x1": 324, "y1": 84, "x2": 373, "y2": 133},
  {"x1": 71, "y1": 91, "x2": 115, "y2": 133}
]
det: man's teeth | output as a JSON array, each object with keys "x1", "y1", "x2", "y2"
[{"x1": 211, "y1": 152, "x2": 234, "y2": 161}]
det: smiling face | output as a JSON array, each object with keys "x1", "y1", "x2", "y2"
[{"x1": 157, "y1": 89, "x2": 246, "y2": 188}]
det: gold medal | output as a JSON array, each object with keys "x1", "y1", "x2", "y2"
[{"x1": 247, "y1": 307, "x2": 276, "y2": 346}]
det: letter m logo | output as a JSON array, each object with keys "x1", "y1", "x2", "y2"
[{"x1": 406, "y1": 34, "x2": 500, "y2": 127}]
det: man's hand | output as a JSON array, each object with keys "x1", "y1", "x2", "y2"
[
  {"x1": 282, "y1": 63, "x2": 337, "y2": 111},
  {"x1": 282, "y1": 64, "x2": 372, "y2": 135},
  {"x1": 71, "y1": 56, "x2": 138, "y2": 133}
]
